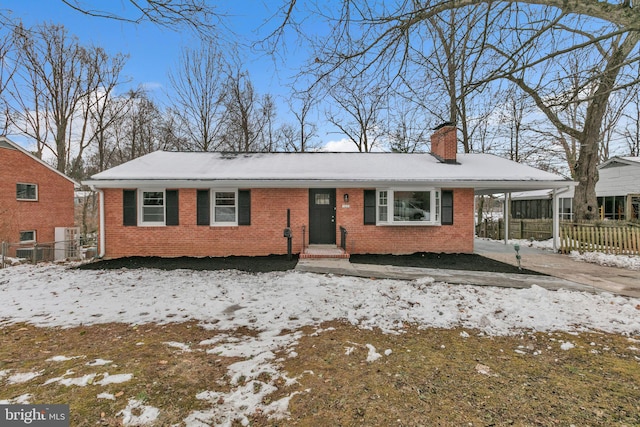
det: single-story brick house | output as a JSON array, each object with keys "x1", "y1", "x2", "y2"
[
  {"x1": 0, "y1": 136, "x2": 78, "y2": 250},
  {"x1": 83, "y1": 124, "x2": 575, "y2": 258}
]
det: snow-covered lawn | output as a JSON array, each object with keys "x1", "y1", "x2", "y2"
[{"x1": 1, "y1": 262, "x2": 639, "y2": 426}]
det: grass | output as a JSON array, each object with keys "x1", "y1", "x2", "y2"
[{"x1": 1, "y1": 321, "x2": 639, "y2": 426}]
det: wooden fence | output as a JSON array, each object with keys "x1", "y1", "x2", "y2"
[
  {"x1": 476, "y1": 219, "x2": 554, "y2": 241},
  {"x1": 477, "y1": 219, "x2": 640, "y2": 255},
  {"x1": 560, "y1": 223, "x2": 640, "y2": 255}
]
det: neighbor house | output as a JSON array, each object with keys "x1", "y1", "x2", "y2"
[
  {"x1": 83, "y1": 124, "x2": 574, "y2": 259},
  {"x1": 510, "y1": 156, "x2": 640, "y2": 221},
  {"x1": 0, "y1": 137, "x2": 78, "y2": 253}
]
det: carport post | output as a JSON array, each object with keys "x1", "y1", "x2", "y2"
[
  {"x1": 552, "y1": 189, "x2": 560, "y2": 252},
  {"x1": 503, "y1": 192, "x2": 511, "y2": 244}
]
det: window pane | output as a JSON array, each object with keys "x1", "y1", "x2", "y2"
[
  {"x1": 393, "y1": 191, "x2": 430, "y2": 222},
  {"x1": 315, "y1": 193, "x2": 330, "y2": 205},
  {"x1": 215, "y1": 191, "x2": 236, "y2": 222},
  {"x1": 17, "y1": 183, "x2": 37, "y2": 200},
  {"x1": 215, "y1": 206, "x2": 236, "y2": 222},
  {"x1": 378, "y1": 191, "x2": 387, "y2": 222},
  {"x1": 142, "y1": 191, "x2": 164, "y2": 223},
  {"x1": 20, "y1": 230, "x2": 35, "y2": 242}
]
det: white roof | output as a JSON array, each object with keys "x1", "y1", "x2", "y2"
[
  {"x1": 85, "y1": 151, "x2": 574, "y2": 193},
  {"x1": 599, "y1": 156, "x2": 640, "y2": 169}
]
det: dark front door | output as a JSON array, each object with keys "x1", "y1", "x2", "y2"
[{"x1": 309, "y1": 189, "x2": 336, "y2": 244}]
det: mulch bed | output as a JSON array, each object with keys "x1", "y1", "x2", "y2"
[{"x1": 77, "y1": 252, "x2": 542, "y2": 275}]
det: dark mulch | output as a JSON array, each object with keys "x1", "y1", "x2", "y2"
[
  {"x1": 77, "y1": 252, "x2": 542, "y2": 275},
  {"x1": 76, "y1": 254, "x2": 299, "y2": 273},
  {"x1": 350, "y1": 252, "x2": 545, "y2": 275}
]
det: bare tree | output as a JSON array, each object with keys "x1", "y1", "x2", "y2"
[
  {"x1": 272, "y1": 0, "x2": 640, "y2": 220},
  {"x1": 281, "y1": 91, "x2": 318, "y2": 152},
  {"x1": 219, "y1": 67, "x2": 272, "y2": 152},
  {"x1": 60, "y1": 0, "x2": 223, "y2": 40},
  {"x1": 9, "y1": 23, "x2": 126, "y2": 177},
  {"x1": 167, "y1": 43, "x2": 226, "y2": 151},
  {"x1": 325, "y1": 75, "x2": 388, "y2": 152}
]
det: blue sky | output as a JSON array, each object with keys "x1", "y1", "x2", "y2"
[
  {"x1": 4, "y1": 1, "x2": 353, "y2": 148},
  {"x1": 6, "y1": 1, "x2": 298, "y2": 100}
]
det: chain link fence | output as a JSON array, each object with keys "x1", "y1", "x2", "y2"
[{"x1": 0, "y1": 237, "x2": 97, "y2": 268}]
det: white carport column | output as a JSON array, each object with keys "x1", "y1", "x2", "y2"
[
  {"x1": 504, "y1": 192, "x2": 510, "y2": 244},
  {"x1": 552, "y1": 189, "x2": 560, "y2": 252}
]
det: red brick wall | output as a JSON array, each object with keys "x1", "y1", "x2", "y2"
[
  {"x1": 336, "y1": 188, "x2": 474, "y2": 254},
  {"x1": 0, "y1": 146, "x2": 75, "y2": 243},
  {"x1": 101, "y1": 187, "x2": 475, "y2": 258},
  {"x1": 430, "y1": 125, "x2": 458, "y2": 162}
]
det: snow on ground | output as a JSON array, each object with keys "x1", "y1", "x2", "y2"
[
  {"x1": 569, "y1": 250, "x2": 640, "y2": 270},
  {"x1": 1, "y1": 262, "x2": 640, "y2": 426}
]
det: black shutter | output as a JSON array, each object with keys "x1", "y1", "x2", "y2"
[
  {"x1": 238, "y1": 190, "x2": 251, "y2": 226},
  {"x1": 442, "y1": 190, "x2": 453, "y2": 225},
  {"x1": 364, "y1": 190, "x2": 376, "y2": 225},
  {"x1": 197, "y1": 190, "x2": 210, "y2": 225},
  {"x1": 123, "y1": 190, "x2": 137, "y2": 226},
  {"x1": 166, "y1": 190, "x2": 179, "y2": 226}
]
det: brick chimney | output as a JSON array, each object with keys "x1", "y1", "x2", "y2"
[{"x1": 430, "y1": 122, "x2": 458, "y2": 164}]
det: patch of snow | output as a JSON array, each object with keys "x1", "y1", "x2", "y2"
[
  {"x1": 96, "y1": 373, "x2": 133, "y2": 386},
  {"x1": 7, "y1": 370, "x2": 43, "y2": 384},
  {"x1": 460, "y1": 331, "x2": 470, "y2": 338},
  {"x1": 46, "y1": 355, "x2": 83, "y2": 362},
  {"x1": 366, "y1": 344, "x2": 382, "y2": 362},
  {"x1": 0, "y1": 394, "x2": 33, "y2": 404},
  {"x1": 569, "y1": 251, "x2": 640, "y2": 271},
  {"x1": 345, "y1": 346, "x2": 355, "y2": 356},
  {"x1": 384, "y1": 349, "x2": 393, "y2": 356},
  {"x1": 97, "y1": 392, "x2": 116, "y2": 400},
  {"x1": 561, "y1": 342, "x2": 575, "y2": 351},
  {"x1": 118, "y1": 399, "x2": 160, "y2": 426},
  {"x1": 86, "y1": 358, "x2": 112, "y2": 366},
  {"x1": 164, "y1": 341, "x2": 192, "y2": 352},
  {"x1": 58, "y1": 373, "x2": 97, "y2": 387}
]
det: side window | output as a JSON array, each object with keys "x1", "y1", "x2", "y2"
[
  {"x1": 17, "y1": 183, "x2": 38, "y2": 201},
  {"x1": 140, "y1": 190, "x2": 165, "y2": 225},
  {"x1": 19, "y1": 230, "x2": 36, "y2": 242}
]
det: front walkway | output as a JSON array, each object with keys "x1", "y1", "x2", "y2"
[{"x1": 295, "y1": 239, "x2": 640, "y2": 298}]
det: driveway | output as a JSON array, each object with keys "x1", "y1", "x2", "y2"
[{"x1": 474, "y1": 238, "x2": 640, "y2": 298}]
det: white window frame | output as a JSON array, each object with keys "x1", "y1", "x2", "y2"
[
  {"x1": 138, "y1": 189, "x2": 166, "y2": 226},
  {"x1": 16, "y1": 182, "x2": 38, "y2": 201},
  {"x1": 19, "y1": 230, "x2": 36, "y2": 243},
  {"x1": 376, "y1": 188, "x2": 441, "y2": 226},
  {"x1": 211, "y1": 189, "x2": 238, "y2": 226}
]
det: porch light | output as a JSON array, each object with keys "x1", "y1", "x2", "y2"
[{"x1": 344, "y1": 193, "x2": 349, "y2": 203}]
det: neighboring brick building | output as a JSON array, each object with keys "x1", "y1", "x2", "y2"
[
  {"x1": 84, "y1": 124, "x2": 574, "y2": 259},
  {"x1": 0, "y1": 137, "x2": 77, "y2": 248}
]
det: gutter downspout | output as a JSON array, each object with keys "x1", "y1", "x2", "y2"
[
  {"x1": 504, "y1": 192, "x2": 511, "y2": 245},
  {"x1": 89, "y1": 186, "x2": 106, "y2": 258}
]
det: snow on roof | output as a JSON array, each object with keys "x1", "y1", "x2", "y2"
[
  {"x1": 86, "y1": 151, "x2": 573, "y2": 192},
  {"x1": 599, "y1": 156, "x2": 640, "y2": 169}
]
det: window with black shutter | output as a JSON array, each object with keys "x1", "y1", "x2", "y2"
[
  {"x1": 197, "y1": 190, "x2": 210, "y2": 225},
  {"x1": 238, "y1": 190, "x2": 251, "y2": 226},
  {"x1": 364, "y1": 189, "x2": 376, "y2": 225},
  {"x1": 441, "y1": 190, "x2": 453, "y2": 225},
  {"x1": 123, "y1": 190, "x2": 137, "y2": 226},
  {"x1": 166, "y1": 190, "x2": 179, "y2": 225}
]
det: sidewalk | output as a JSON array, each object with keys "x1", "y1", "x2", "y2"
[{"x1": 295, "y1": 239, "x2": 640, "y2": 298}]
